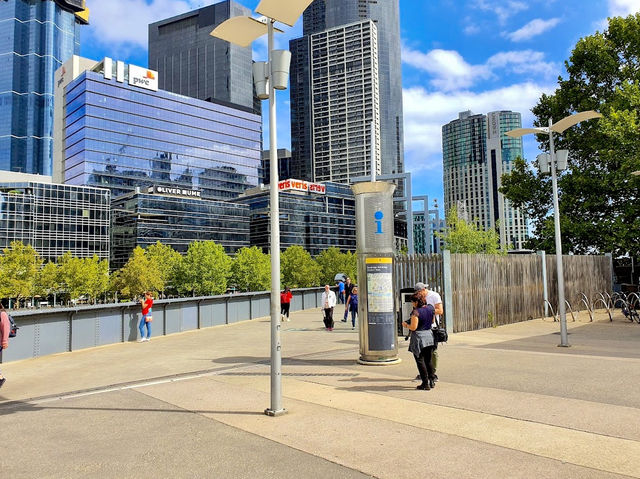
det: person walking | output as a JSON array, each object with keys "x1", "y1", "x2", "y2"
[
  {"x1": 415, "y1": 282, "x2": 443, "y2": 381},
  {"x1": 402, "y1": 293, "x2": 436, "y2": 390},
  {"x1": 321, "y1": 284, "x2": 337, "y2": 331},
  {"x1": 280, "y1": 286, "x2": 293, "y2": 321},
  {"x1": 345, "y1": 286, "x2": 358, "y2": 329},
  {"x1": 0, "y1": 303, "x2": 10, "y2": 389},
  {"x1": 342, "y1": 277, "x2": 354, "y2": 321},
  {"x1": 138, "y1": 291, "x2": 153, "y2": 342},
  {"x1": 337, "y1": 280, "x2": 345, "y2": 304}
]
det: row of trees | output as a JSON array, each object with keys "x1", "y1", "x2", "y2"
[{"x1": 0, "y1": 241, "x2": 358, "y2": 305}]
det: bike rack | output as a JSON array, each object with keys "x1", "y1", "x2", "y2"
[
  {"x1": 565, "y1": 300, "x2": 576, "y2": 322},
  {"x1": 544, "y1": 300, "x2": 557, "y2": 322},
  {"x1": 580, "y1": 293, "x2": 594, "y2": 322}
]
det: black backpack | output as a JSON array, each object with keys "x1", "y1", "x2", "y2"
[{"x1": 8, "y1": 314, "x2": 18, "y2": 338}]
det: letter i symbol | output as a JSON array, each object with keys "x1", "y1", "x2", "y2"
[{"x1": 374, "y1": 211, "x2": 383, "y2": 234}]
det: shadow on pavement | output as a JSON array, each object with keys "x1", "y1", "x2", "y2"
[
  {"x1": 211, "y1": 355, "x2": 361, "y2": 367},
  {"x1": 0, "y1": 400, "x2": 44, "y2": 416}
]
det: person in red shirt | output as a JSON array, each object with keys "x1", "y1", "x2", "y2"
[
  {"x1": 138, "y1": 291, "x2": 154, "y2": 342},
  {"x1": 280, "y1": 287, "x2": 293, "y2": 322},
  {"x1": 0, "y1": 303, "x2": 10, "y2": 388}
]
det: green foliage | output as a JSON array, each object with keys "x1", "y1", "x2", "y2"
[
  {"x1": 438, "y1": 207, "x2": 504, "y2": 254},
  {"x1": 34, "y1": 261, "x2": 62, "y2": 298},
  {"x1": 230, "y1": 246, "x2": 271, "y2": 292},
  {"x1": 145, "y1": 242, "x2": 182, "y2": 293},
  {"x1": 114, "y1": 247, "x2": 164, "y2": 298},
  {"x1": 281, "y1": 245, "x2": 321, "y2": 288},
  {"x1": 501, "y1": 14, "x2": 640, "y2": 257},
  {"x1": 0, "y1": 241, "x2": 43, "y2": 300},
  {"x1": 58, "y1": 252, "x2": 109, "y2": 302},
  {"x1": 315, "y1": 247, "x2": 357, "y2": 285},
  {"x1": 178, "y1": 241, "x2": 231, "y2": 296}
]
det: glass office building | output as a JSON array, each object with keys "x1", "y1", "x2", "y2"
[
  {"x1": 148, "y1": 0, "x2": 258, "y2": 114},
  {"x1": 237, "y1": 181, "x2": 356, "y2": 256},
  {"x1": 442, "y1": 110, "x2": 528, "y2": 249},
  {"x1": 0, "y1": 181, "x2": 110, "y2": 262},
  {"x1": 0, "y1": 0, "x2": 88, "y2": 176},
  {"x1": 60, "y1": 63, "x2": 262, "y2": 201},
  {"x1": 111, "y1": 188, "x2": 249, "y2": 268}
]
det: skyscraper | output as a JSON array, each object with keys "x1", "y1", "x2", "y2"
[
  {"x1": 148, "y1": 1, "x2": 257, "y2": 113},
  {"x1": 442, "y1": 110, "x2": 529, "y2": 249},
  {"x1": 0, "y1": 0, "x2": 89, "y2": 176},
  {"x1": 290, "y1": 0, "x2": 403, "y2": 182}
]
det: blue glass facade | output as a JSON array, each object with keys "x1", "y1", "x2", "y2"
[
  {"x1": 111, "y1": 191, "x2": 249, "y2": 268},
  {"x1": 0, "y1": 0, "x2": 84, "y2": 176},
  {"x1": 62, "y1": 71, "x2": 262, "y2": 200},
  {"x1": 237, "y1": 182, "x2": 356, "y2": 256}
]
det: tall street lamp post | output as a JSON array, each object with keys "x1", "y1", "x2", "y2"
[
  {"x1": 507, "y1": 111, "x2": 602, "y2": 347},
  {"x1": 211, "y1": 0, "x2": 314, "y2": 417}
]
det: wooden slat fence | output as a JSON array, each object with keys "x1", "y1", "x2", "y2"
[
  {"x1": 394, "y1": 254, "x2": 444, "y2": 294},
  {"x1": 545, "y1": 255, "x2": 612, "y2": 311},
  {"x1": 450, "y1": 254, "x2": 544, "y2": 332}
]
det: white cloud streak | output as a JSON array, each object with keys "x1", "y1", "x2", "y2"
[
  {"x1": 402, "y1": 45, "x2": 557, "y2": 92},
  {"x1": 608, "y1": 0, "x2": 640, "y2": 16},
  {"x1": 506, "y1": 18, "x2": 561, "y2": 42},
  {"x1": 472, "y1": 0, "x2": 529, "y2": 24}
]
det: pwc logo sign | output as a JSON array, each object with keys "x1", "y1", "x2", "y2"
[{"x1": 128, "y1": 64, "x2": 158, "y2": 91}]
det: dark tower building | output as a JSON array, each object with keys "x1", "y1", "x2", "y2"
[{"x1": 148, "y1": 0, "x2": 258, "y2": 113}]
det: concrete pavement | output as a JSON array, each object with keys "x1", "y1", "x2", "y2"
[{"x1": 1, "y1": 307, "x2": 639, "y2": 478}]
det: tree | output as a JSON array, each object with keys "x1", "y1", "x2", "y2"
[
  {"x1": 34, "y1": 261, "x2": 63, "y2": 303},
  {"x1": 438, "y1": 207, "x2": 503, "y2": 254},
  {"x1": 178, "y1": 241, "x2": 231, "y2": 296},
  {"x1": 230, "y1": 246, "x2": 271, "y2": 292},
  {"x1": 114, "y1": 247, "x2": 163, "y2": 299},
  {"x1": 145, "y1": 242, "x2": 182, "y2": 295},
  {"x1": 58, "y1": 252, "x2": 110, "y2": 302},
  {"x1": 0, "y1": 241, "x2": 43, "y2": 303},
  {"x1": 281, "y1": 245, "x2": 321, "y2": 288},
  {"x1": 500, "y1": 14, "x2": 640, "y2": 257},
  {"x1": 315, "y1": 247, "x2": 357, "y2": 284}
]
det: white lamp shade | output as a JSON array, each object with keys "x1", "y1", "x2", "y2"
[
  {"x1": 537, "y1": 153, "x2": 550, "y2": 174},
  {"x1": 271, "y1": 50, "x2": 291, "y2": 90},
  {"x1": 256, "y1": 0, "x2": 315, "y2": 27},
  {"x1": 556, "y1": 150, "x2": 569, "y2": 171},
  {"x1": 252, "y1": 61, "x2": 269, "y2": 99}
]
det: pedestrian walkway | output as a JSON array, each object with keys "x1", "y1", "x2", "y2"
[{"x1": 1, "y1": 307, "x2": 639, "y2": 478}]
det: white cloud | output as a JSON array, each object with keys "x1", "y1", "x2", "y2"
[
  {"x1": 402, "y1": 45, "x2": 557, "y2": 92},
  {"x1": 506, "y1": 18, "x2": 561, "y2": 42},
  {"x1": 608, "y1": 0, "x2": 640, "y2": 16},
  {"x1": 401, "y1": 82, "x2": 556, "y2": 178},
  {"x1": 87, "y1": 0, "x2": 203, "y2": 49},
  {"x1": 472, "y1": 0, "x2": 529, "y2": 24}
]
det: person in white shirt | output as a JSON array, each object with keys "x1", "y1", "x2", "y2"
[
  {"x1": 415, "y1": 282, "x2": 443, "y2": 381},
  {"x1": 321, "y1": 284, "x2": 337, "y2": 331}
]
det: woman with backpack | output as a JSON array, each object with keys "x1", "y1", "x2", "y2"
[
  {"x1": 0, "y1": 303, "x2": 10, "y2": 388},
  {"x1": 345, "y1": 286, "x2": 358, "y2": 329}
]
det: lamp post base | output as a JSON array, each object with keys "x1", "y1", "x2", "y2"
[
  {"x1": 264, "y1": 408, "x2": 287, "y2": 417},
  {"x1": 557, "y1": 343, "x2": 571, "y2": 348}
]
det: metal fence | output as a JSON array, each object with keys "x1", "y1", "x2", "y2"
[{"x1": 1, "y1": 288, "x2": 324, "y2": 364}]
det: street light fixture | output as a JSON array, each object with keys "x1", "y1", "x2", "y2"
[
  {"x1": 211, "y1": 0, "x2": 314, "y2": 417},
  {"x1": 507, "y1": 111, "x2": 602, "y2": 347}
]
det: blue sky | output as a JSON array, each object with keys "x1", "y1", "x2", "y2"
[{"x1": 80, "y1": 0, "x2": 640, "y2": 205}]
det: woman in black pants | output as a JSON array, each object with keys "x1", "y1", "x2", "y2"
[{"x1": 402, "y1": 294, "x2": 436, "y2": 390}]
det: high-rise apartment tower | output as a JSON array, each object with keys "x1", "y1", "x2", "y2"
[
  {"x1": 289, "y1": 0, "x2": 403, "y2": 183},
  {"x1": 0, "y1": 0, "x2": 89, "y2": 176},
  {"x1": 442, "y1": 110, "x2": 528, "y2": 249}
]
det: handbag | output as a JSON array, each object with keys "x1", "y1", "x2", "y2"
[
  {"x1": 145, "y1": 315, "x2": 153, "y2": 323},
  {"x1": 433, "y1": 327, "x2": 448, "y2": 343}
]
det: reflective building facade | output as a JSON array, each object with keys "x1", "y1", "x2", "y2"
[
  {"x1": 290, "y1": 0, "x2": 404, "y2": 182},
  {"x1": 111, "y1": 189, "x2": 249, "y2": 268},
  {"x1": 59, "y1": 63, "x2": 262, "y2": 201},
  {"x1": 442, "y1": 110, "x2": 528, "y2": 249},
  {"x1": 237, "y1": 181, "x2": 356, "y2": 256},
  {"x1": 0, "y1": 0, "x2": 88, "y2": 176},
  {"x1": 148, "y1": 1, "x2": 258, "y2": 113},
  {"x1": 0, "y1": 180, "x2": 110, "y2": 262}
]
